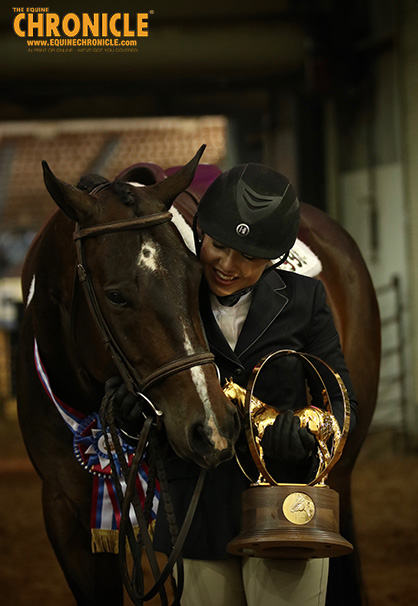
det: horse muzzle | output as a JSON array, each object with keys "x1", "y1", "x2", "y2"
[{"x1": 185, "y1": 405, "x2": 241, "y2": 469}]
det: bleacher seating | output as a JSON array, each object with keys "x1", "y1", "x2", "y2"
[{"x1": 0, "y1": 116, "x2": 227, "y2": 237}]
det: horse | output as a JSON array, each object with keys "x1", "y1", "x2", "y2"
[
  {"x1": 16, "y1": 146, "x2": 240, "y2": 606},
  {"x1": 16, "y1": 148, "x2": 380, "y2": 606}
]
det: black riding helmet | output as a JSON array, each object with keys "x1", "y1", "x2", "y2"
[{"x1": 195, "y1": 163, "x2": 300, "y2": 260}]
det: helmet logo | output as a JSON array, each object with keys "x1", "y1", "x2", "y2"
[
  {"x1": 236, "y1": 223, "x2": 250, "y2": 237},
  {"x1": 237, "y1": 177, "x2": 291, "y2": 224}
]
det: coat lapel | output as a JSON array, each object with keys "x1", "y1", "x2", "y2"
[
  {"x1": 235, "y1": 270, "x2": 289, "y2": 357},
  {"x1": 199, "y1": 281, "x2": 243, "y2": 365}
]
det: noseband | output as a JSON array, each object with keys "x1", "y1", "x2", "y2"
[{"x1": 73, "y1": 208, "x2": 215, "y2": 418}]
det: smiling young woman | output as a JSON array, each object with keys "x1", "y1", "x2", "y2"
[
  {"x1": 199, "y1": 237, "x2": 270, "y2": 298},
  {"x1": 112, "y1": 161, "x2": 359, "y2": 606}
]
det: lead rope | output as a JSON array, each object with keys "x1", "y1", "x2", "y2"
[{"x1": 100, "y1": 386, "x2": 207, "y2": 606}]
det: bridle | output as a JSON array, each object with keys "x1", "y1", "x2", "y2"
[
  {"x1": 73, "y1": 187, "x2": 215, "y2": 605},
  {"x1": 73, "y1": 204, "x2": 215, "y2": 419}
]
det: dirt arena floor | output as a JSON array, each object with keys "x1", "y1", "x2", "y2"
[{"x1": 1, "y1": 407, "x2": 417, "y2": 606}]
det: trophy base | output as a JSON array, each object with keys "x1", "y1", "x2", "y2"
[{"x1": 227, "y1": 484, "x2": 353, "y2": 559}]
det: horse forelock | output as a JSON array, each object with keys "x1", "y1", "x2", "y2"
[
  {"x1": 77, "y1": 177, "x2": 143, "y2": 210},
  {"x1": 77, "y1": 173, "x2": 109, "y2": 193},
  {"x1": 97, "y1": 181, "x2": 170, "y2": 218}
]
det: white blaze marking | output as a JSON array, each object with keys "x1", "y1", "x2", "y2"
[
  {"x1": 137, "y1": 239, "x2": 162, "y2": 273},
  {"x1": 27, "y1": 275, "x2": 35, "y2": 307},
  {"x1": 183, "y1": 325, "x2": 228, "y2": 451},
  {"x1": 127, "y1": 181, "x2": 164, "y2": 273}
]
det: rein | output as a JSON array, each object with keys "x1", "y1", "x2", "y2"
[
  {"x1": 100, "y1": 389, "x2": 207, "y2": 606},
  {"x1": 73, "y1": 211, "x2": 215, "y2": 411},
  {"x1": 100, "y1": 389, "x2": 206, "y2": 606}
]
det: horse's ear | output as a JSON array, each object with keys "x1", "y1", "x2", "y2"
[
  {"x1": 150, "y1": 145, "x2": 206, "y2": 209},
  {"x1": 42, "y1": 161, "x2": 100, "y2": 223}
]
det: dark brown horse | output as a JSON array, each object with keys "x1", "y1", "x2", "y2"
[
  {"x1": 16, "y1": 147, "x2": 240, "y2": 605},
  {"x1": 17, "y1": 149, "x2": 380, "y2": 606}
]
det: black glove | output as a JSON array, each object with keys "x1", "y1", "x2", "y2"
[
  {"x1": 104, "y1": 376, "x2": 146, "y2": 441},
  {"x1": 262, "y1": 410, "x2": 316, "y2": 463}
]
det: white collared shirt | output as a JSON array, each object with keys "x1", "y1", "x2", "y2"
[{"x1": 210, "y1": 291, "x2": 253, "y2": 351}]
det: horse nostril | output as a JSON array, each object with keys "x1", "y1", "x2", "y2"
[{"x1": 190, "y1": 422, "x2": 213, "y2": 457}]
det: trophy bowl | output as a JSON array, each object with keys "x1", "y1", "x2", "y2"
[{"x1": 224, "y1": 350, "x2": 353, "y2": 559}]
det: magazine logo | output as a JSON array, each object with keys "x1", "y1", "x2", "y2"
[{"x1": 12, "y1": 7, "x2": 151, "y2": 52}]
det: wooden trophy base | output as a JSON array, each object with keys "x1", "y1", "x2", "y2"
[{"x1": 227, "y1": 484, "x2": 353, "y2": 559}]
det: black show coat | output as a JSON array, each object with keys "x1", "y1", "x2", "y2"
[{"x1": 153, "y1": 269, "x2": 357, "y2": 559}]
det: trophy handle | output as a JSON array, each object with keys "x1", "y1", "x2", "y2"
[{"x1": 243, "y1": 350, "x2": 351, "y2": 487}]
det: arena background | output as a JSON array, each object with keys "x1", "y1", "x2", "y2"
[{"x1": 1, "y1": 1, "x2": 418, "y2": 604}]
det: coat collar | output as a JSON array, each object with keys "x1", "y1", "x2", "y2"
[{"x1": 199, "y1": 270, "x2": 289, "y2": 362}]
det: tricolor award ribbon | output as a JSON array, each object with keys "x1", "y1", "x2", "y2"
[{"x1": 34, "y1": 338, "x2": 159, "y2": 553}]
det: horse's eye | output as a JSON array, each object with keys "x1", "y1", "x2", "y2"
[{"x1": 106, "y1": 291, "x2": 128, "y2": 306}]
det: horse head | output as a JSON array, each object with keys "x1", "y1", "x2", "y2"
[{"x1": 41, "y1": 146, "x2": 240, "y2": 469}]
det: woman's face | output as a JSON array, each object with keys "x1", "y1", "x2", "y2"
[{"x1": 200, "y1": 236, "x2": 269, "y2": 297}]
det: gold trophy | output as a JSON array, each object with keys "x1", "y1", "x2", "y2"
[{"x1": 223, "y1": 350, "x2": 353, "y2": 559}]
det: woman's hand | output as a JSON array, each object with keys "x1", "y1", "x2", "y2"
[
  {"x1": 104, "y1": 376, "x2": 145, "y2": 440},
  {"x1": 261, "y1": 410, "x2": 316, "y2": 462}
]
